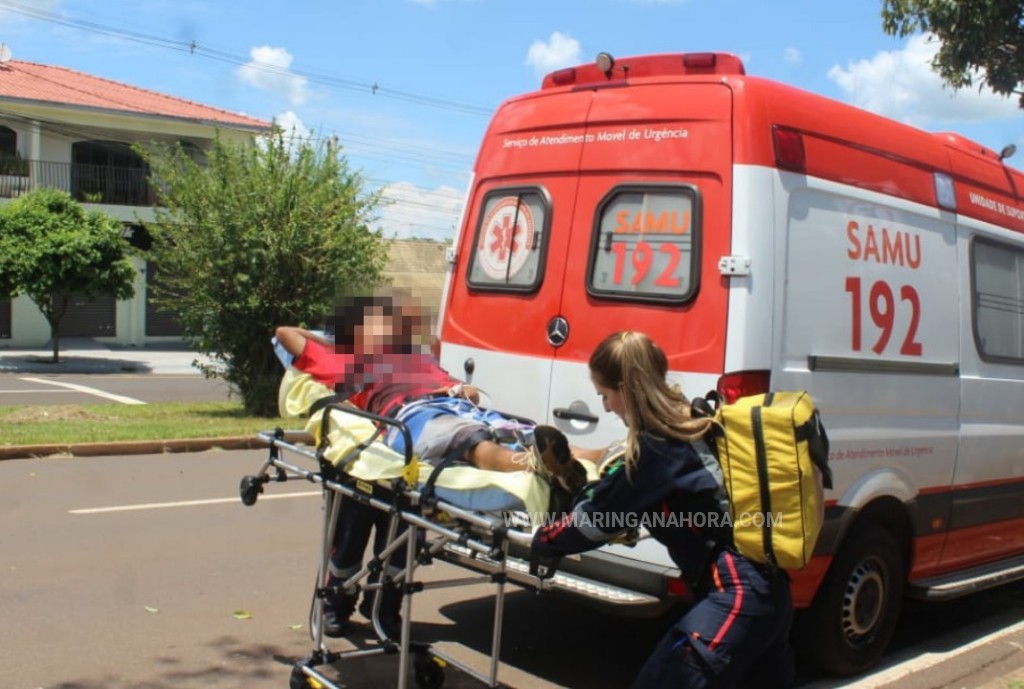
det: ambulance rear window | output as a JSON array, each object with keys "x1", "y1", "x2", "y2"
[
  {"x1": 467, "y1": 189, "x2": 549, "y2": 292},
  {"x1": 972, "y1": 238, "x2": 1024, "y2": 363},
  {"x1": 588, "y1": 186, "x2": 700, "y2": 303}
]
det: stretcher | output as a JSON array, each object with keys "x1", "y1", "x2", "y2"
[{"x1": 240, "y1": 401, "x2": 569, "y2": 689}]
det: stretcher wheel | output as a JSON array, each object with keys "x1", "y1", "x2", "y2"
[
  {"x1": 288, "y1": 660, "x2": 320, "y2": 689},
  {"x1": 239, "y1": 475, "x2": 263, "y2": 506},
  {"x1": 413, "y1": 653, "x2": 445, "y2": 689}
]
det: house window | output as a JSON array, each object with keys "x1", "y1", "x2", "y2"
[{"x1": 0, "y1": 125, "x2": 15, "y2": 157}]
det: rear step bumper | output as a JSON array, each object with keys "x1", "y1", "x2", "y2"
[
  {"x1": 907, "y1": 554, "x2": 1024, "y2": 601},
  {"x1": 440, "y1": 544, "x2": 678, "y2": 617}
]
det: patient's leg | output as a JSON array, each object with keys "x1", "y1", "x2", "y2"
[
  {"x1": 466, "y1": 440, "x2": 531, "y2": 472},
  {"x1": 466, "y1": 427, "x2": 587, "y2": 493}
]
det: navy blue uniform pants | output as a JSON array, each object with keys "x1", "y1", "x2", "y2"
[
  {"x1": 632, "y1": 549, "x2": 795, "y2": 689},
  {"x1": 330, "y1": 495, "x2": 408, "y2": 576}
]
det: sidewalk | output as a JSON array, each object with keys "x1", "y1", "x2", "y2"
[
  {"x1": 0, "y1": 339, "x2": 251, "y2": 460},
  {"x1": 0, "y1": 338, "x2": 212, "y2": 375}
]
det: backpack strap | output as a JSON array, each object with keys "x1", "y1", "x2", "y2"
[{"x1": 795, "y1": 409, "x2": 833, "y2": 489}]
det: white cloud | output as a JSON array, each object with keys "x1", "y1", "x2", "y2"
[
  {"x1": 272, "y1": 110, "x2": 312, "y2": 149},
  {"x1": 828, "y1": 34, "x2": 1018, "y2": 126},
  {"x1": 525, "y1": 32, "x2": 582, "y2": 75},
  {"x1": 235, "y1": 45, "x2": 309, "y2": 106},
  {"x1": 376, "y1": 182, "x2": 464, "y2": 241},
  {"x1": 784, "y1": 47, "x2": 802, "y2": 65}
]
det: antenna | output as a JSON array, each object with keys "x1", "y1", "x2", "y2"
[{"x1": 0, "y1": 44, "x2": 11, "y2": 63}]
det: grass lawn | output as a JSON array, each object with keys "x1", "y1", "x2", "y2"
[{"x1": 0, "y1": 402, "x2": 306, "y2": 446}]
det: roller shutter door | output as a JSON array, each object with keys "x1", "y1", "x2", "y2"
[
  {"x1": 59, "y1": 294, "x2": 116, "y2": 336},
  {"x1": 0, "y1": 299, "x2": 10, "y2": 338},
  {"x1": 145, "y1": 262, "x2": 184, "y2": 337}
]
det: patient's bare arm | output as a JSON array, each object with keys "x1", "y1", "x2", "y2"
[{"x1": 275, "y1": 326, "x2": 331, "y2": 357}]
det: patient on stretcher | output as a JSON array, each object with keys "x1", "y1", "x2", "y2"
[
  {"x1": 274, "y1": 291, "x2": 589, "y2": 638},
  {"x1": 274, "y1": 291, "x2": 587, "y2": 492}
]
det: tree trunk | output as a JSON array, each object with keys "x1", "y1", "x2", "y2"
[
  {"x1": 47, "y1": 294, "x2": 70, "y2": 364},
  {"x1": 50, "y1": 317, "x2": 60, "y2": 364}
]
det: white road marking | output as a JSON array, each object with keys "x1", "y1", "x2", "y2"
[
  {"x1": 19, "y1": 377, "x2": 147, "y2": 405},
  {"x1": 803, "y1": 617, "x2": 1024, "y2": 688},
  {"x1": 0, "y1": 389, "x2": 77, "y2": 393},
  {"x1": 69, "y1": 491, "x2": 320, "y2": 514}
]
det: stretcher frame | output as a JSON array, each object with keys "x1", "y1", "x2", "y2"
[{"x1": 240, "y1": 402, "x2": 551, "y2": 689}]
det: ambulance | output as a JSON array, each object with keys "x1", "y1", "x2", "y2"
[{"x1": 435, "y1": 52, "x2": 1024, "y2": 675}]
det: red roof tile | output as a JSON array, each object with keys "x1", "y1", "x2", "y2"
[{"x1": 0, "y1": 60, "x2": 271, "y2": 130}]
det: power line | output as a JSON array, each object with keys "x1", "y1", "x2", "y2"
[{"x1": 0, "y1": 0, "x2": 495, "y2": 117}]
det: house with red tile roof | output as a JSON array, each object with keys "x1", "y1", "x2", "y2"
[{"x1": 0, "y1": 57, "x2": 271, "y2": 346}]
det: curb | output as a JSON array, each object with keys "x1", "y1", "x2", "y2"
[{"x1": 0, "y1": 435, "x2": 269, "y2": 461}]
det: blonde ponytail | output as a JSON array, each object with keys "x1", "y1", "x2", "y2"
[{"x1": 589, "y1": 331, "x2": 713, "y2": 474}]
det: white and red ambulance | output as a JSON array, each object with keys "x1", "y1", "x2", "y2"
[{"x1": 435, "y1": 52, "x2": 1024, "y2": 675}]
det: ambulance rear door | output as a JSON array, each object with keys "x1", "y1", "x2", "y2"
[
  {"x1": 439, "y1": 90, "x2": 593, "y2": 420},
  {"x1": 546, "y1": 81, "x2": 735, "y2": 448}
]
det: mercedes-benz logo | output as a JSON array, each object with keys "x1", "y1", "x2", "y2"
[{"x1": 547, "y1": 316, "x2": 569, "y2": 347}]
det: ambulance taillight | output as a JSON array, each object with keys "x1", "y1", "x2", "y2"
[
  {"x1": 772, "y1": 125, "x2": 806, "y2": 172},
  {"x1": 716, "y1": 371, "x2": 771, "y2": 404},
  {"x1": 682, "y1": 53, "x2": 717, "y2": 70},
  {"x1": 550, "y1": 67, "x2": 576, "y2": 86}
]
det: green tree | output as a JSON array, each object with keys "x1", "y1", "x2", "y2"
[
  {"x1": 140, "y1": 130, "x2": 388, "y2": 416},
  {"x1": 0, "y1": 188, "x2": 136, "y2": 363},
  {"x1": 882, "y1": 0, "x2": 1024, "y2": 106}
]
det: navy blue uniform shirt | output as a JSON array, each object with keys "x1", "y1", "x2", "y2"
[{"x1": 533, "y1": 433, "x2": 731, "y2": 592}]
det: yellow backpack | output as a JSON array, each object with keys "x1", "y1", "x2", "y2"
[{"x1": 695, "y1": 390, "x2": 832, "y2": 570}]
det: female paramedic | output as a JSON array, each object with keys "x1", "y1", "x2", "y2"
[{"x1": 532, "y1": 331, "x2": 794, "y2": 689}]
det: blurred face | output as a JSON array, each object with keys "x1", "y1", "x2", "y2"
[
  {"x1": 592, "y1": 374, "x2": 626, "y2": 423},
  {"x1": 353, "y1": 306, "x2": 394, "y2": 355}
]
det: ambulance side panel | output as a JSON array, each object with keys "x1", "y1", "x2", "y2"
[
  {"x1": 947, "y1": 147, "x2": 1024, "y2": 570},
  {"x1": 773, "y1": 175, "x2": 961, "y2": 580}
]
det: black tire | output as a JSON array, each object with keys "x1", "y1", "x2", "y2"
[
  {"x1": 289, "y1": 661, "x2": 313, "y2": 689},
  {"x1": 794, "y1": 523, "x2": 906, "y2": 676},
  {"x1": 414, "y1": 654, "x2": 445, "y2": 689},
  {"x1": 239, "y1": 475, "x2": 262, "y2": 506}
]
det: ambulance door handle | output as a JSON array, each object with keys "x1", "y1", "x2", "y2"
[{"x1": 553, "y1": 408, "x2": 599, "y2": 423}]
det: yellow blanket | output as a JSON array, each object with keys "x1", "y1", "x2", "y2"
[{"x1": 279, "y1": 370, "x2": 563, "y2": 515}]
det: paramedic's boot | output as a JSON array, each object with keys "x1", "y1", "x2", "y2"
[
  {"x1": 322, "y1": 582, "x2": 358, "y2": 638},
  {"x1": 359, "y1": 582, "x2": 403, "y2": 639},
  {"x1": 532, "y1": 425, "x2": 588, "y2": 494}
]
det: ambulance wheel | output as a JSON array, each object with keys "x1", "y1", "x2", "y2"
[
  {"x1": 414, "y1": 653, "x2": 445, "y2": 689},
  {"x1": 794, "y1": 523, "x2": 905, "y2": 676}
]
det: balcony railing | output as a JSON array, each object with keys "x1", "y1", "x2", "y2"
[{"x1": 0, "y1": 158, "x2": 156, "y2": 206}]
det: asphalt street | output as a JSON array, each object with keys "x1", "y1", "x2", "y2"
[
  {"x1": 2, "y1": 347, "x2": 1023, "y2": 688},
  {"x1": 0, "y1": 449, "x2": 687, "y2": 689},
  {"x1": 2, "y1": 447, "x2": 1023, "y2": 689}
]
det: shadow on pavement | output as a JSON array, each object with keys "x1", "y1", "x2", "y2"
[
  {"x1": 0, "y1": 355, "x2": 156, "y2": 374},
  {"x1": 434, "y1": 588, "x2": 673, "y2": 688}
]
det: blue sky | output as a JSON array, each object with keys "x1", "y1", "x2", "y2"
[{"x1": 2, "y1": 0, "x2": 1021, "y2": 240}]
